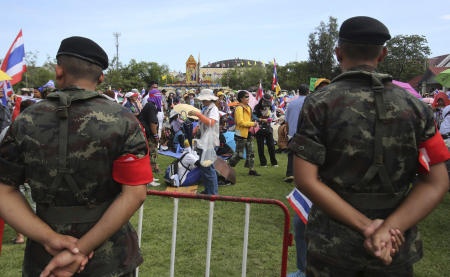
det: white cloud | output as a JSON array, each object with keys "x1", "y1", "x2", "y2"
[{"x1": 441, "y1": 14, "x2": 450, "y2": 20}]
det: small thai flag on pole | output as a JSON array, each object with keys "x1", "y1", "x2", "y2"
[
  {"x1": 287, "y1": 188, "x2": 312, "y2": 224},
  {"x1": 256, "y1": 79, "x2": 263, "y2": 101}
]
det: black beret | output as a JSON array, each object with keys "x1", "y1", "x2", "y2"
[
  {"x1": 57, "y1": 36, "x2": 109, "y2": 70},
  {"x1": 339, "y1": 16, "x2": 391, "y2": 45}
]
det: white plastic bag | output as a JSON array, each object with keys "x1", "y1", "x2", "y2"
[{"x1": 197, "y1": 127, "x2": 217, "y2": 167}]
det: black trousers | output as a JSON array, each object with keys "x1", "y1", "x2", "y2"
[{"x1": 255, "y1": 130, "x2": 277, "y2": 166}]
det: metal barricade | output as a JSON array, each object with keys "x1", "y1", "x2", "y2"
[{"x1": 137, "y1": 190, "x2": 293, "y2": 277}]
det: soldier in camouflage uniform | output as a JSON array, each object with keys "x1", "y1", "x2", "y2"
[
  {"x1": 289, "y1": 16, "x2": 450, "y2": 276},
  {"x1": 0, "y1": 36, "x2": 153, "y2": 276}
]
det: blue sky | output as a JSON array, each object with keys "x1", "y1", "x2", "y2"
[{"x1": 2, "y1": 0, "x2": 449, "y2": 72}]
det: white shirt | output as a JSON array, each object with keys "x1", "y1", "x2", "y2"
[{"x1": 439, "y1": 105, "x2": 450, "y2": 135}]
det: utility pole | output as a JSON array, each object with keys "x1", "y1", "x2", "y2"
[{"x1": 113, "y1": 32, "x2": 121, "y2": 70}]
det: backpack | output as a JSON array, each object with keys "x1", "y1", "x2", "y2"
[
  {"x1": 164, "y1": 152, "x2": 190, "y2": 186},
  {"x1": 0, "y1": 104, "x2": 11, "y2": 131}
]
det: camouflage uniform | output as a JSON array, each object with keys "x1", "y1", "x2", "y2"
[
  {"x1": 289, "y1": 68, "x2": 436, "y2": 274},
  {"x1": 0, "y1": 89, "x2": 148, "y2": 276}
]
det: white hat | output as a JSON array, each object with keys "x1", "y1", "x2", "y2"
[
  {"x1": 169, "y1": 109, "x2": 179, "y2": 118},
  {"x1": 125, "y1": 91, "x2": 139, "y2": 98},
  {"x1": 197, "y1": 89, "x2": 218, "y2": 101}
]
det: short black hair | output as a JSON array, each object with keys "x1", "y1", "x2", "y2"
[
  {"x1": 57, "y1": 55, "x2": 103, "y2": 82},
  {"x1": 148, "y1": 81, "x2": 158, "y2": 87},
  {"x1": 298, "y1": 84, "x2": 309, "y2": 95},
  {"x1": 237, "y1": 90, "x2": 248, "y2": 102},
  {"x1": 338, "y1": 41, "x2": 384, "y2": 61}
]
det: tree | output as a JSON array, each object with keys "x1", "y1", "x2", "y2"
[
  {"x1": 378, "y1": 35, "x2": 430, "y2": 81},
  {"x1": 220, "y1": 65, "x2": 266, "y2": 90},
  {"x1": 13, "y1": 51, "x2": 55, "y2": 90},
  {"x1": 307, "y1": 16, "x2": 339, "y2": 79},
  {"x1": 277, "y1": 61, "x2": 309, "y2": 90},
  {"x1": 103, "y1": 60, "x2": 170, "y2": 91}
]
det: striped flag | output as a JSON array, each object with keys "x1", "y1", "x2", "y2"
[
  {"x1": 1, "y1": 30, "x2": 26, "y2": 85},
  {"x1": 278, "y1": 96, "x2": 286, "y2": 110},
  {"x1": 271, "y1": 58, "x2": 281, "y2": 96},
  {"x1": 256, "y1": 80, "x2": 263, "y2": 101},
  {"x1": 287, "y1": 188, "x2": 312, "y2": 224},
  {"x1": 1, "y1": 81, "x2": 14, "y2": 106},
  {"x1": 271, "y1": 58, "x2": 278, "y2": 90}
]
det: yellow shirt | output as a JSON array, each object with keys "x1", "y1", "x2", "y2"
[{"x1": 234, "y1": 104, "x2": 255, "y2": 138}]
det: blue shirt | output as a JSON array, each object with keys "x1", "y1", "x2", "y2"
[{"x1": 285, "y1": 95, "x2": 306, "y2": 139}]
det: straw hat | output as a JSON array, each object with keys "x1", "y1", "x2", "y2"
[{"x1": 314, "y1": 78, "x2": 331, "y2": 90}]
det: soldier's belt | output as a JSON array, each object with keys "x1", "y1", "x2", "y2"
[
  {"x1": 36, "y1": 201, "x2": 111, "y2": 224},
  {"x1": 337, "y1": 190, "x2": 408, "y2": 210}
]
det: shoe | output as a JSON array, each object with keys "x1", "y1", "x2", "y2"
[
  {"x1": 261, "y1": 165, "x2": 268, "y2": 168},
  {"x1": 287, "y1": 270, "x2": 306, "y2": 277},
  {"x1": 11, "y1": 236, "x2": 25, "y2": 244},
  {"x1": 283, "y1": 176, "x2": 294, "y2": 183},
  {"x1": 273, "y1": 164, "x2": 279, "y2": 168},
  {"x1": 153, "y1": 178, "x2": 159, "y2": 182},
  {"x1": 148, "y1": 181, "x2": 161, "y2": 187},
  {"x1": 249, "y1": 170, "x2": 261, "y2": 176},
  {"x1": 218, "y1": 180, "x2": 233, "y2": 186},
  {"x1": 160, "y1": 145, "x2": 168, "y2": 151}
]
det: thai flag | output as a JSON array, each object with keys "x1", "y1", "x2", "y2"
[
  {"x1": 1, "y1": 30, "x2": 26, "y2": 85},
  {"x1": 287, "y1": 188, "x2": 312, "y2": 224},
  {"x1": 256, "y1": 80, "x2": 263, "y2": 101},
  {"x1": 278, "y1": 96, "x2": 286, "y2": 109},
  {"x1": 1, "y1": 81, "x2": 14, "y2": 106},
  {"x1": 272, "y1": 59, "x2": 278, "y2": 91}
]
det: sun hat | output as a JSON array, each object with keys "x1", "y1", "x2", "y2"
[
  {"x1": 125, "y1": 91, "x2": 139, "y2": 98},
  {"x1": 314, "y1": 78, "x2": 331, "y2": 90},
  {"x1": 169, "y1": 109, "x2": 179, "y2": 118},
  {"x1": 197, "y1": 89, "x2": 218, "y2": 101}
]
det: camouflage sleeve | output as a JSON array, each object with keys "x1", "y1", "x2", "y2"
[
  {"x1": 288, "y1": 97, "x2": 326, "y2": 165},
  {"x1": 0, "y1": 127, "x2": 25, "y2": 187}
]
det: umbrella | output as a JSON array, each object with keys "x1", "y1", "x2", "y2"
[
  {"x1": 392, "y1": 80, "x2": 421, "y2": 98},
  {"x1": 0, "y1": 70, "x2": 12, "y2": 81},
  {"x1": 436, "y1": 69, "x2": 450, "y2": 88},
  {"x1": 173, "y1": 103, "x2": 200, "y2": 120},
  {"x1": 214, "y1": 157, "x2": 236, "y2": 184}
]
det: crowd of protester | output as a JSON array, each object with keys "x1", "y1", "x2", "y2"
[{"x1": 2, "y1": 81, "x2": 450, "y2": 183}]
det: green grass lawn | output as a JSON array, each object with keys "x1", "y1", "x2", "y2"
[{"x1": 1, "y1": 150, "x2": 449, "y2": 276}]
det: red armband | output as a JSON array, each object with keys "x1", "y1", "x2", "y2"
[
  {"x1": 112, "y1": 154, "x2": 153, "y2": 185},
  {"x1": 418, "y1": 131, "x2": 450, "y2": 173}
]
